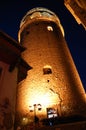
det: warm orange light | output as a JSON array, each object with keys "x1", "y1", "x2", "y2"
[
  {"x1": 47, "y1": 26, "x2": 53, "y2": 31},
  {"x1": 18, "y1": 77, "x2": 61, "y2": 118},
  {"x1": 21, "y1": 117, "x2": 29, "y2": 125},
  {"x1": 28, "y1": 90, "x2": 58, "y2": 108},
  {"x1": 17, "y1": 7, "x2": 86, "y2": 125},
  {"x1": 26, "y1": 86, "x2": 59, "y2": 108}
]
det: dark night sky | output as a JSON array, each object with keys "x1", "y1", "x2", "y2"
[{"x1": 0, "y1": 0, "x2": 86, "y2": 91}]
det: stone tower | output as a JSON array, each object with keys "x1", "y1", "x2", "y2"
[{"x1": 16, "y1": 7, "x2": 86, "y2": 127}]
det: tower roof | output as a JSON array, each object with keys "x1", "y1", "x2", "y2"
[{"x1": 18, "y1": 7, "x2": 64, "y2": 42}]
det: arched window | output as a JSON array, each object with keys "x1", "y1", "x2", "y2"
[{"x1": 43, "y1": 65, "x2": 52, "y2": 75}]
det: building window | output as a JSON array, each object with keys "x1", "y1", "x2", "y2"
[
  {"x1": 43, "y1": 65, "x2": 52, "y2": 75},
  {"x1": 47, "y1": 26, "x2": 53, "y2": 31}
]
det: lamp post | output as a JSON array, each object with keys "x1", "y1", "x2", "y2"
[{"x1": 29, "y1": 104, "x2": 42, "y2": 123}]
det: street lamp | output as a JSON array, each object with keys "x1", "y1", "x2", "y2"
[{"x1": 29, "y1": 104, "x2": 42, "y2": 123}]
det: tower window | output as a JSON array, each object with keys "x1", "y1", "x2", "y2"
[
  {"x1": 43, "y1": 65, "x2": 52, "y2": 74},
  {"x1": 47, "y1": 26, "x2": 53, "y2": 31}
]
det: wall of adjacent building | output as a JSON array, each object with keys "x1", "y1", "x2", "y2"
[
  {"x1": 64, "y1": 0, "x2": 86, "y2": 29},
  {"x1": 0, "y1": 61, "x2": 18, "y2": 130}
]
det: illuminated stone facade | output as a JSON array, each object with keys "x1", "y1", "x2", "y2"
[
  {"x1": 16, "y1": 7, "x2": 86, "y2": 128},
  {"x1": 64, "y1": 0, "x2": 86, "y2": 29}
]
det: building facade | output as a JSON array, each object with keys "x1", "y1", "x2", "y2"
[
  {"x1": 64, "y1": 0, "x2": 86, "y2": 30},
  {"x1": 0, "y1": 31, "x2": 29, "y2": 130},
  {"x1": 15, "y1": 7, "x2": 86, "y2": 130}
]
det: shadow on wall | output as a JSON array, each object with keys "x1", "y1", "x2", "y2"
[{"x1": 0, "y1": 97, "x2": 13, "y2": 130}]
